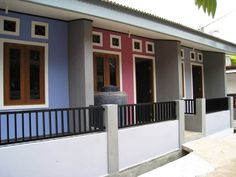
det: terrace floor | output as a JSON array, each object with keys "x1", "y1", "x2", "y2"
[
  {"x1": 184, "y1": 130, "x2": 203, "y2": 143},
  {"x1": 139, "y1": 129, "x2": 235, "y2": 177}
]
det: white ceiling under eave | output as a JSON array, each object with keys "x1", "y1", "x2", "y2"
[{"x1": 0, "y1": 0, "x2": 236, "y2": 55}]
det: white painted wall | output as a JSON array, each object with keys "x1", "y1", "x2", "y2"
[
  {"x1": 118, "y1": 120, "x2": 179, "y2": 170},
  {"x1": 206, "y1": 111, "x2": 230, "y2": 136},
  {"x1": 226, "y1": 73, "x2": 236, "y2": 94},
  {"x1": 0, "y1": 133, "x2": 108, "y2": 177}
]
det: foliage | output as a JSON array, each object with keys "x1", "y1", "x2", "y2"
[
  {"x1": 195, "y1": 0, "x2": 217, "y2": 17},
  {"x1": 230, "y1": 55, "x2": 236, "y2": 65}
]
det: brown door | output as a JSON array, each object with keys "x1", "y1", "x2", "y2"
[
  {"x1": 135, "y1": 58, "x2": 154, "y2": 103},
  {"x1": 192, "y1": 65, "x2": 203, "y2": 98}
]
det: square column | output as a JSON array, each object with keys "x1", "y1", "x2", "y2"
[{"x1": 68, "y1": 19, "x2": 94, "y2": 107}]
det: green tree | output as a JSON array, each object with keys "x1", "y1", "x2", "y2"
[
  {"x1": 195, "y1": 0, "x2": 217, "y2": 17},
  {"x1": 230, "y1": 55, "x2": 236, "y2": 65}
]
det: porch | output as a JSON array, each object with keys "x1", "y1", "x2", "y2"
[{"x1": 184, "y1": 97, "x2": 234, "y2": 142}]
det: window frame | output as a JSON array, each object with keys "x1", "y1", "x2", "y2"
[
  {"x1": 4, "y1": 43, "x2": 45, "y2": 106},
  {"x1": 0, "y1": 39, "x2": 49, "y2": 110},
  {"x1": 145, "y1": 41, "x2": 154, "y2": 54},
  {"x1": 93, "y1": 52, "x2": 120, "y2": 91},
  {"x1": 31, "y1": 21, "x2": 49, "y2": 39},
  {"x1": 180, "y1": 49, "x2": 184, "y2": 60},
  {"x1": 0, "y1": 16, "x2": 20, "y2": 36},
  {"x1": 132, "y1": 39, "x2": 142, "y2": 52},
  {"x1": 110, "y1": 34, "x2": 121, "y2": 49},
  {"x1": 92, "y1": 31, "x2": 103, "y2": 47},
  {"x1": 190, "y1": 51, "x2": 196, "y2": 61},
  {"x1": 197, "y1": 53, "x2": 203, "y2": 62}
]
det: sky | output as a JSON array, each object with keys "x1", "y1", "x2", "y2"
[{"x1": 111, "y1": 0, "x2": 236, "y2": 44}]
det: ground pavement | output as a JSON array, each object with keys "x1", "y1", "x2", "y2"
[{"x1": 139, "y1": 129, "x2": 236, "y2": 177}]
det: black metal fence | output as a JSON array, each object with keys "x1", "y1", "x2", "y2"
[
  {"x1": 118, "y1": 102, "x2": 176, "y2": 128},
  {"x1": 0, "y1": 106, "x2": 104, "y2": 145},
  {"x1": 206, "y1": 97, "x2": 228, "y2": 113},
  {"x1": 184, "y1": 99, "x2": 196, "y2": 114}
]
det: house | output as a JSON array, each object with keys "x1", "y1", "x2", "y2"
[{"x1": 0, "y1": 1, "x2": 235, "y2": 177}]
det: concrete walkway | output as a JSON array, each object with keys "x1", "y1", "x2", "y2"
[{"x1": 139, "y1": 129, "x2": 236, "y2": 177}]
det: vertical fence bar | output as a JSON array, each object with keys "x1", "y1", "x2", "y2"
[
  {"x1": 55, "y1": 111, "x2": 58, "y2": 135},
  {"x1": 78, "y1": 109, "x2": 82, "y2": 133},
  {"x1": 49, "y1": 110, "x2": 52, "y2": 136},
  {"x1": 73, "y1": 109, "x2": 76, "y2": 134},
  {"x1": 67, "y1": 110, "x2": 70, "y2": 134},
  {"x1": 120, "y1": 107, "x2": 123, "y2": 127},
  {"x1": 22, "y1": 113, "x2": 24, "y2": 141},
  {"x1": 43, "y1": 111, "x2": 46, "y2": 138},
  {"x1": 36, "y1": 112, "x2": 39, "y2": 138},
  {"x1": 0, "y1": 114, "x2": 1, "y2": 144},
  {"x1": 83, "y1": 109, "x2": 87, "y2": 133},
  {"x1": 61, "y1": 110, "x2": 64, "y2": 134},
  {"x1": 6, "y1": 113, "x2": 9, "y2": 143},
  {"x1": 14, "y1": 113, "x2": 17, "y2": 142},
  {"x1": 29, "y1": 112, "x2": 32, "y2": 140}
]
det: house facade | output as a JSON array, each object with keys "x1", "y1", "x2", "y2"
[{"x1": 0, "y1": 1, "x2": 236, "y2": 177}]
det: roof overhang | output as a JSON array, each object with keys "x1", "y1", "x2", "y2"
[{"x1": 1, "y1": 0, "x2": 236, "y2": 55}]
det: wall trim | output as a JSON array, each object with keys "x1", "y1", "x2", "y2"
[
  {"x1": 190, "y1": 62, "x2": 205, "y2": 99},
  {"x1": 93, "y1": 49, "x2": 123, "y2": 91},
  {"x1": 0, "y1": 38, "x2": 49, "y2": 110},
  {"x1": 133, "y1": 54, "x2": 157, "y2": 104}
]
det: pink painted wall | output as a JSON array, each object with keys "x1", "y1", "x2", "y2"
[{"x1": 93, "y1": 27, "x2": 155, "y2": 104}]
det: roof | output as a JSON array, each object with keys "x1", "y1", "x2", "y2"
[{"x1": 90, "y1": 0, "x2": 236, "y2": 47}]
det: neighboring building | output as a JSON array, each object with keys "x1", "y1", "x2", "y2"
[{"x1": 0, "y1": 1, "x2": 235, "y2": 177}]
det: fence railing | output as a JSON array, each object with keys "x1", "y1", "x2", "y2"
[
  {"x1": 0, "y1": 106, "x2": 104, "y2": 145},
  {"x1": 118, "y1": 102, "x2": 176, "y2": 128},
  {"x1": 206, "y1": 97, "x2": 228, "y2": 114},
  {"x1": 184, "y1": 99, "x2": 196, "y2": 114}
]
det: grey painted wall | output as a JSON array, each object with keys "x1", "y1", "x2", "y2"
[
  {"x1": 68, "y1": 19, "x2": 94, "y2": 107},
  {"x1": 155, "y1": 40, "x2": 181, "y2": 102},
  {"x1": 226, "y1": 72, "x2": 236, "y2": 94},
  {"x1": 180, "y1": 47, "x2": 203, "y2": 99},
  {"x1": 203, "y1": 52, "x2": 226, "y2": 98}
]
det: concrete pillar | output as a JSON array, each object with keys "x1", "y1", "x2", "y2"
[
  {"x1": 68, "y1": 19, "x2": 94, "y2": 107},
  {"x1": 228, "y1": 96, "x2": 234, "y2": 128},
  {"x1": 176, "y1": 100, "x2": 185, "y2": 146},
  {"x1": 203, "y1": 52, "x2": 226, "y2": 99},
  {"x1": 155, "y1": 40, "x2": 182, "y2": 102},
  {"x1": 103, "y1": 104, "x2": 119, "y2": 174},
  {"x1": 196, "y1": 98, "x2": 206, "y2": 136}
]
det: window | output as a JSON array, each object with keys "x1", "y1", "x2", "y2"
[
  {"x1": 110, "y1": 35, "x2": 121, "y2": 49},
  {"x1": 132, "y1": 39, "x2": 142, "y2": 52},
  {"x1": 146, "y1": 42, "x2": 154, "y2": 54},
  {"x1": 190, "y1": 51, "x2": 196, "y2": 61},
  {"x1": 93, "y1": 53, "x2": 120, "y2": 91},
  {"x1": 180, "y1": 49, "x2": 184, "y2": 59},
  {"x1": 31, "y1": 21, "x2": 48, "y2": 39},
  {"x1": 197, "y1": 53, "x2": 203, "y2": 62},
  {"x1": 4, "y1": 43, "x2": 45, "y2": 105},
  {"x1": 0, "y1": 16, "x2": 20, "y2": 36},
  {"x1": 92, "y1": 31, "x2": 103, "y2": 47}
]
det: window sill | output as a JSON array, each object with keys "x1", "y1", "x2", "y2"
[{"x1": 0, "y1": 104, "x2": 49, "y2": 111}]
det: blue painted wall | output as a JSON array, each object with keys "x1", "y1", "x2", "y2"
[{"x1": 0, "y1": 10, "x2": 69, "y2": 108}]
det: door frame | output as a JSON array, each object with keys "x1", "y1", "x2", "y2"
[
  {"x1": 93, "y1": 49, "x2": 123, "y2": 91},
  {"x1": 181, "y1": 61, "x2": 186, "y2": 99},
  {"x1": 133, "y1": 54, "x2": 157, "y2": 104},
  {"x1": 190, "y1": 63, "x2": 205, "y2": 98}
]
